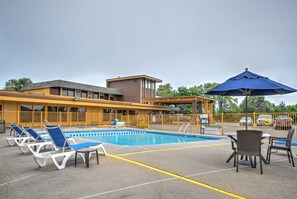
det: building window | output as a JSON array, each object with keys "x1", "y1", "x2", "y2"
[
  {"x1": 58, "y1": 107, "x2": 68, "y2": 122},
  {"x1": 93, "y1": 92, "x2": 99, "y2": 99},
  {"x1": 76, "y1": 90, "x2": 82, "y2": 97},
  {"x1": 20, "y1": 105, "x2": 33, "y2": 122},
  {"x1": 47, "y1": 106, "x2": 58, "y2": 122},
  {"x1": 68, "y1": 90, "x2": 74, "y2": 97},
  {"x1": 151, "y1": 81, "x2": 155, "y2": 90},
  {"x1": 100, "y1": 93, "x2": 109, "y2": 100},
  {"x1": 78, "y1": 108, "x2": 86, "y2": 121},
  {"x1": 110, "y1": 94, "x2": 114, "y2": 100},
  {"x1": 33, "y1": 105, "x2": 45, "y2": 122},
  {"x1": 62, "y1": 88, "x2": 75, "y2": 97},
  {"x1": 81, "y1": 91, "x2": 87, "y2": 98},
  {"x1": 89, "y1": 91, "x2": 93, "y2": 98},
  {"x1": 70, "y1": 107, "x2": 86, "y2": 122},
  {"x1": 50, "y1": 87, "x2": 60, "y2": 95}
]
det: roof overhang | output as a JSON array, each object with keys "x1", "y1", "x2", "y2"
[
  {"x1": 0, "y1": 90, "x2": 170, "y2": 111},
  {"x1": 106, "y1": 75, "x2": 162, "y2": 83}
]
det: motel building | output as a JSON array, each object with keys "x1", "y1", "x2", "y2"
[{"x1": 0, "y1": 75, "x2": 214, "y2": 128}]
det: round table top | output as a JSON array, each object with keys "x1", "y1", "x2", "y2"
[{"x1": 224, "y1": 132, "x2": 271, "y2": 138}]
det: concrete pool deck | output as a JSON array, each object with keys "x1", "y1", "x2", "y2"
[{"x1": 1, "y1": 127, "x2": 297, "y2": 199}]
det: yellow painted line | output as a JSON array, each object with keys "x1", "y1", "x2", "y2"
[
  {"x1": 116, "y1": 143, "x2": 229, "y2": 157},
  {"x1": 108, "y1": 154, "x2": 246, "y2": 199}
]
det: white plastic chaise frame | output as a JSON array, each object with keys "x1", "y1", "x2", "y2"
[
  {"x1": 29, "y1": 138, "x2": 107, "y2": 170},
  {"x1": 5, "y1": 125, "x2": 29, "y2": 146},
  {"x1": 28, "y1": 137, "x2": 77, "y2": 170},
  {"x1": 16, "y1": 138, "x2": 52, "y2": 153}
]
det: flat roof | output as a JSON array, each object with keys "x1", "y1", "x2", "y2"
[
  {"x1": 106, "y1": 75, "x2": 162, "y2": 83},
  {"x1": 21, "y1": 80, "x2": 123, "y2": 95}
]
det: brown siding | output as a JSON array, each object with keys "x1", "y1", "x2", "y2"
[
  {"x1": 107, "y1": 79, "x2": 141, "y2": 103},
  {"x1": 23, "y1": 88, "x2": 50, "y2": 95}
]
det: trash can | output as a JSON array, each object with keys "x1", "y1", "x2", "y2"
[{"x1": 0, "y1": 120, "x2": 5, "y2": 133}]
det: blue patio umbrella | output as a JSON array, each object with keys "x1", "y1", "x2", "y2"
[{"x1": 206, "y1": 68, "x2": 297, "y2": 129}]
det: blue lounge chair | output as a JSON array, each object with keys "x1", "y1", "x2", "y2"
[
  {"x1": 16, "y1": 128, "x2": 52, "y2": 153},
  {"x1": 32, "y1": 126, "x2": 106, "y2": 169},
  {"x1": 5, "y1": 124, "x2": 30, "y2": 146}
]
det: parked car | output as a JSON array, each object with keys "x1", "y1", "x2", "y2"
[
  {"x1": 239, "y1": 117, "x2": 253, "y2": 126},
  {"x1": 256, "y1": 115, "x2": 274, "y2": 126},
  {"x1": 274, "y1": 115, "x2": 293, "y2": 129}
]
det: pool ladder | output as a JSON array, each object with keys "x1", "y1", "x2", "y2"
[{"x1": 178, "y1": 123, "x2": 191, "y2": 135}]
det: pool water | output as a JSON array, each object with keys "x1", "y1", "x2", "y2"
[{"x1": 65, "y1": 130, "x2": 221, "y2": 146}]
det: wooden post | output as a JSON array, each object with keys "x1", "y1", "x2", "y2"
[
  {"x1": 59, "y1": 112, "x2": 62, "y2": 126},
  {"x1": 127, "y1": 113, "x2": 130, "y2": 126},
  {"x1": 40, "y1": 112, "x2": 43, "y2": 129},
  {"x1": 253, "y1": 112, "x2": 256, "y2": 128}
]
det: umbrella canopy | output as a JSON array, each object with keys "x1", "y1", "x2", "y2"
[{"x1": 206, "y1": 68, "x2": 297, "y2": 129}]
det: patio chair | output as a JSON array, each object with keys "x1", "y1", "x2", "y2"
[
  {"x1": 16, "y1": 127, "x2": 52, "y2": 153},
  {"x1": 5, "y1": 124, "x2": 30, "y2": 146},
  {"x1": 236, "y1": 130, "x2": 264, "y2": 174},
  {"x1": 31, "y1": 126, "x2": 106, "y2": 169},
  {"x1": 266, "y1": 128, "x2": 295, "y2": 167}
]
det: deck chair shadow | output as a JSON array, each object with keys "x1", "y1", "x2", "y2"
[
  {"x1": 32, "y1": 126, "x2": 107, "y2": 170},
  {"x1": 5, "y1": 124, "x2": 30, "y2": 146},
  {"x1": 266, "y1": 128, "x2": 295, "y2": 167},
  {"x1": 236, "y1": 130, "x2": 264, "y2": 174}
]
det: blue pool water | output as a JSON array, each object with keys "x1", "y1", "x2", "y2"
[{"x1": 65, "y1": 129, "x2": 222, "y2": 146}]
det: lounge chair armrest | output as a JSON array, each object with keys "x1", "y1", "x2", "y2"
[
  {"x1": 67, "y1": 138, "x2": 76, "y2": 144},
  {"x1": 28, "y1": 142, "x2": 54, "y2": 154}
]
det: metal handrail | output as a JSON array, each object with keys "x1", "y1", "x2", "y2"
[{"x1": 178, "y1": 123, "x2": 191, "y2": 135}]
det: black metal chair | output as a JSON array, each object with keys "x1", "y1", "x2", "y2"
[
  {"x1": 236, "y1": 130, "x2": 264, "y2": 174},
  {"x1": 266, "y1": 128, "x2": 295, "y2": 167}
]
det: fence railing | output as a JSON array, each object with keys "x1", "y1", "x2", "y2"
[{"x1": 1, "y1": 111, "x2": 297, "y2": 132}]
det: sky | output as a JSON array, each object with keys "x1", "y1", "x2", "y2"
[{"x1": 0, "y1": 0, "x2": 297, "y2": 105}]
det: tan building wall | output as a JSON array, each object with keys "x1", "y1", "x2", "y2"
[{"x1": 2, "y1": 101, "x2": 19, "y2": 124}]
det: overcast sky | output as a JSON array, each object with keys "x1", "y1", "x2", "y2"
[{"x1": 1, "y1": 0, "x2": 297, "y2": 105}]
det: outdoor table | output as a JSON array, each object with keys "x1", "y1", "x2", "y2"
[
  {"x1": 224, "y1": 132, "x2": 271, "y2": 165},
  {"x1": 75, "y1": 148, "x2": 99, "y2": 168}
]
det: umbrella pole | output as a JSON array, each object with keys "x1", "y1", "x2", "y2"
[{"x1": 245, "y1": 95, "x2": 248, "y2": 130}]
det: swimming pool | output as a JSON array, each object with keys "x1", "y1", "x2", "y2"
[{"x1": 65, "y1": 129, "x2": 222, "y2": 146}]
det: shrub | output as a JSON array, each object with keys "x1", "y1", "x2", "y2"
[{"x1": 137, "y1": 120, "x2": 149, "y2": 129}]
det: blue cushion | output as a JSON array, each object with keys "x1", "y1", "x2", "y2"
[
  {"x1": 275, "y1": 141, "x2": 297, "y2": 146},
  {"x1": 70, "y1": 142, "x2": 102, "y2": 150}
]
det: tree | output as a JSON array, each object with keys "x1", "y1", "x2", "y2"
[
  {"x1": 156, "y1": 83, "x2": 176, "y2": 97},
  {"x1": 4, "y1": 78, "x2": 33, "y2": 91},
  {"x1": 239, "y1": 96, "x2": 277, "y2": 113},
  {"x1": 176, "y1": 86, "x2": 190, "y2": 96}
]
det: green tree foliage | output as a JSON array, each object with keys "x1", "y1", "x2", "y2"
[
  {"x1": 157, "y1": 83, "x2": 297, "y2": 113},
  {"x1": 157, "y1": 82, "x2": 239, "y2": 113},
  {"x1": 4, "y1": 78, "x2": 33, "y2": 91},
  {"x1": 156, "y1": 83, "x2": 176, "y2": 97}
]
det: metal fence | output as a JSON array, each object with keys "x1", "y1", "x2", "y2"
[{"x1": 1, "y1": 111, "x2": 296, "y2": 132}]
